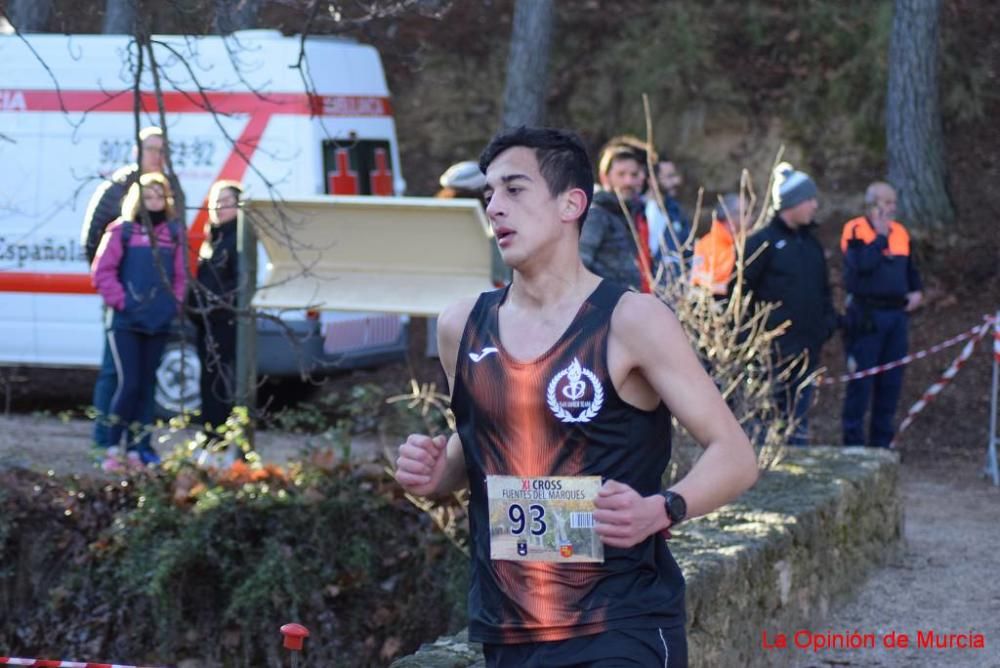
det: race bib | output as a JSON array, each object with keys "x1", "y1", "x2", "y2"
[{"x1": 486, "y1": 475, "x2": 604, "y2": 563}]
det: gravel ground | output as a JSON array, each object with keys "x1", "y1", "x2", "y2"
[
  {"x1": 0, "y1": 414, "x2": 386, "y2": 474},
  {"x1": 789, "y1": 461, "x2": 1000, "y2": 668}
]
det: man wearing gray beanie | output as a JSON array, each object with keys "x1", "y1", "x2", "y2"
[{"x1": 739, "y1": 162, "x2": 837, "y2": 445}]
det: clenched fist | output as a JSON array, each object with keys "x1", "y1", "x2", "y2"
[{"x1": 394, "y1": 433, "x2": 449, "y2": 498}]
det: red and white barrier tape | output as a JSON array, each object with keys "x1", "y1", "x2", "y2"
[
  {"x1": 993, "y1": 311, "x2": 1000, "y2": 362},
  {"x1": 890, "y1": 318, "x2": 993, "y2": 449},
  {"x1": 819, "y1": 314, "x2": 996, "y2": 385},
  {"x1": 0, "y1": 660, "x2": 158, "y2": 667}
]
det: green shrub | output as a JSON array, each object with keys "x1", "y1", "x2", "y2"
[{"x1": 0, "y1": 452, "x2": 467, "y2": 667}]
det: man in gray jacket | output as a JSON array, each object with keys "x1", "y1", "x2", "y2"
[{"x1": 580, "y1": 144, "x2": 650, "y2": 291}]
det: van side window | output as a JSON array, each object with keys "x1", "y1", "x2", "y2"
[{"x1": 323, "y1": 140, "x2": 394, "y2": 196}]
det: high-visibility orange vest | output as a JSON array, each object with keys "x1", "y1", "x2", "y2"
[
  {"x1": 691, "y1": 220, "x2": 735, "y2": 295},
  {"x1": 840, "y1": 217, "x2": 912, "y2": 256}
]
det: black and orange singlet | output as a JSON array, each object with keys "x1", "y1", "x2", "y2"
[{"x1": 452, "y1": 280, "x2": 686, "y2": 644}]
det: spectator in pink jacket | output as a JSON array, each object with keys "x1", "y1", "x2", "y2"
[{"x1": 91, "y1": 173, "x2": 186, "y2": 471}]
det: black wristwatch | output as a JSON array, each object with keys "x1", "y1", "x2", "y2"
[{"x1": 659, "y1": 490, "x2": 687, "y2": 526}]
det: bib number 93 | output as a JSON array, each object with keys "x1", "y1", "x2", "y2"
[{"x1": 508, "y1": 503, "x2": 547, "y2": 536}]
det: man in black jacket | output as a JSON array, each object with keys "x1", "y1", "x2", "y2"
[
  {"x1": 80, "y1": 127, "x2": 179, "y2": 262},
  {"x1": 80, "y1": 127, "x2": 184, "y2": 460},
  {"x1": 741, "y1": 163, "x2": 836, "y2": 445}
]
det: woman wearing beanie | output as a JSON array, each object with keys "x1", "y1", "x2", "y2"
[
  {"x1": 739, "y1": 162, "x2": 837, "y2": 445},
  {"x1": 91, "y1": 173, "x2": 187, "y2": 470}
]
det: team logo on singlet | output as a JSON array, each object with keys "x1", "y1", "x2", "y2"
[{"x1": 546, "y1": 357, "x2": 604, "y2": 423}]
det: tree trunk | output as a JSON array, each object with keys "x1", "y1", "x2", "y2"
[
  {"x1": 213, "y1": 0, "x2": 263, "y2": 34},
  {"x1": 500, "y1": 0, "x2": 555, "y2": 129},
  {"x1": 7, "y1": 0, "x2": 53, "y2": 32},
  {"x1": 886, "y1": 0, "x2": 954, "y2": 228},
  {"x1": 102, "y1": 0, "x2": 136, "y2": 34}
]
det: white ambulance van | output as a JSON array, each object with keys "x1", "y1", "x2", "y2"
[{"x1": 0, "y1": 30, "x2": 409, "y2": 413}]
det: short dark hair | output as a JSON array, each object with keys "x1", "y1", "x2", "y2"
[{"x1": 479, "y1": 126, "x2": 594, "y2": 227}]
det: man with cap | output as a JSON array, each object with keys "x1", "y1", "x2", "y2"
[
  {"x1": 692, "y1": 193, "x2": 745, "y2": 297},
  {"x1": 839, "y1": 181, "x2": 923, "y2": 447},
  {"x1": 740, "y1": 163, "x2": 836, "y2": 445},
  {"x1": 437, "y1": 160, "x2": 488, "y2": 204},
  {"x1": 436, "y1": 159, "x2": 509, "y2": 288}
]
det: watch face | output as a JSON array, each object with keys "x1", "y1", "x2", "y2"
[{"x1": 665, "y1": 492, "x2": 686, "y2": 522}]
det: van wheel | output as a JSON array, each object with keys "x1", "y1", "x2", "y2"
[{"x1": 155, "y1": 342, "x2": 202, "y2": 418}]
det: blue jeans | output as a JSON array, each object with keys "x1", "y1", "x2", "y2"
[
  {"x1": 106, "y1": 329, "x2": 168, "y2": 450},
  {"x1": 774, "y1": 354, "x2": 818, "y2": 446},
  {"x1": 93, "y1": 332, "x2": 155, "y2": 450}
]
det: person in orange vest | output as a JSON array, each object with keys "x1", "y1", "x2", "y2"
[
  {"x1": 691, "y1": 193, "x2": 744, "y2": 296},
  {"x1": 840, "y1": 182, "x2": 923, "y2": 447}
]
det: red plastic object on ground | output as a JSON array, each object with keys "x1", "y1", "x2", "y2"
[{"x1": 280, "y1": 623, "x2": 310, "y2": 651}]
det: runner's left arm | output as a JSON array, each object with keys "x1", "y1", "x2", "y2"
[
  {"x1": 594, "y1": 293, "x2": 757, "y2": 547},
  {"x1": 634, "y1": 294, "x2": 756, "y2": 514}
]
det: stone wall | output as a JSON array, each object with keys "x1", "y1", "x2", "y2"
[{"x1": 391, "y1": 447, "x2": 902, "y2": 668}]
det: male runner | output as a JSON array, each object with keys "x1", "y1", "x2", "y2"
[{"x1": 395, "y1": 127, "x2": 758, "y2": 667}]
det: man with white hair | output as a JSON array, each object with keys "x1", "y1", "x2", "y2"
[
  {"x1": 740, "y1": 163, "x2": 836, "y2": 445},
  {"x1": 840, "y1": 181, "x2": 923, "y2": 447}
]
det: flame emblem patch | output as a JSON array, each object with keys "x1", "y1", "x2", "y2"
[{"x1": 546, "y1": 357, "x2": 604, "y2": 423}]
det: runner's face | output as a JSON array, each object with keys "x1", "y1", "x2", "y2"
[{"x1": 484, "y1": 147, "x2": 564, "y2": 267}]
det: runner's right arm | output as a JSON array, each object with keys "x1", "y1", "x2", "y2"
[{"x1": 393, "y1": 297, "x2": 476, "y2": 498}]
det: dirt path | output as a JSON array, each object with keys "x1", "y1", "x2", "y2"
[
  {"x1": 790, "y1": 461, "x2": 1000, "y2": 668},
  {"x1": 0, "y1": 414, "x2": 387, "y2": 474}
]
